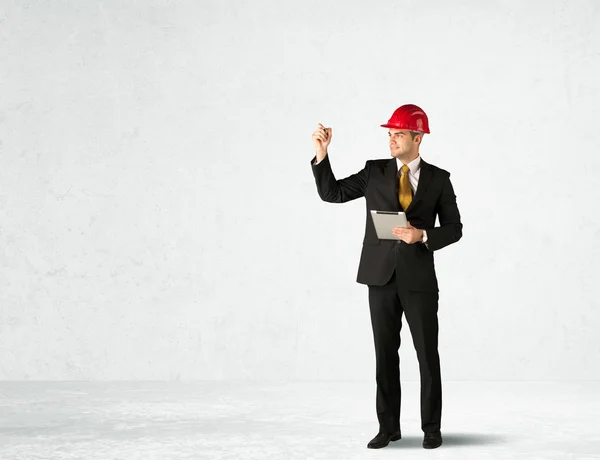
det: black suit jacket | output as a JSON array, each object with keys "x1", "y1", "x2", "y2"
[{"x1": 310, "y1": 154, "x2": 462, "y2": 291}]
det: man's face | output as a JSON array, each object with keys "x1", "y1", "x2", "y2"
[{"x1": 388, "y1": 129, "x2": 416, "y2": 157}]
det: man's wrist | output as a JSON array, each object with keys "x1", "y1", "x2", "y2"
[
  {"x1": 422, "y1": 229, "x2": 428, "y2": 243},
  {"x1": 315, "y1": 150, "x2": 327, "y2": 164}
]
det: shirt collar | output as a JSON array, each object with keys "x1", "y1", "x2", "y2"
[{"x1": 396, "y1": 155, "x2": 421, "y2": 173}]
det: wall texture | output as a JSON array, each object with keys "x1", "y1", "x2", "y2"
[{"x1": 1, "y1": 0, "x2": 599, "y2": 380}]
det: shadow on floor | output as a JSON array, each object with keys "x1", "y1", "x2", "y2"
[{"x1": 388, "y1": 433, "x2": 506, "y2": 448}]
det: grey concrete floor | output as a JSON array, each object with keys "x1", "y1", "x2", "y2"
[{"x1": 0, "y1": 381, "x2": 598, "y2": 459}]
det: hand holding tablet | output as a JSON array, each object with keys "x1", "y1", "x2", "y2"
[{"x1": 369, "y1": 210, "x2": 408, "y2": 240}]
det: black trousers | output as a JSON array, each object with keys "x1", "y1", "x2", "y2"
[{"x1": 367, "y1": 252, "x2": 442, "y2": 434}]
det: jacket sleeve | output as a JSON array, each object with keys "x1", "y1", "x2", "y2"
[
  {"x1": 425, "y1": 173, "x2": 463, "y2": 252},
  {"x1": 310, "y1": 154, "x2": 369, "y2": 203}
]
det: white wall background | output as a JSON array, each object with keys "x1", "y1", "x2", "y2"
[{"x1": 1, "y1": 0, "x2": 599, "y2": 381}]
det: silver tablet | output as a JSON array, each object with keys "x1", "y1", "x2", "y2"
[{"x1": 369, "y1": 210, "x2": 408, "y2": 240}]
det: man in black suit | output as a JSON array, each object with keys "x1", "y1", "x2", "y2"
[{"x1": 310, "y1": 104, "x2": 462, "y2": 450}]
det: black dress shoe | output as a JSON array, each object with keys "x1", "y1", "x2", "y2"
[
  {"x1": 422, "y1": 430, "x2": 442, "y2": 449},
  {"x1": 367, "y1": 430, "x2": 401, "y2": 449}
]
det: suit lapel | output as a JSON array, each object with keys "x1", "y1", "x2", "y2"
[{"x1": 407, "y1": 158, "x2": 432, "y2": 212}]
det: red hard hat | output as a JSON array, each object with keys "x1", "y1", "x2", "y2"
[{"x1": 381, "y1": 104, "x2": 430, "y2": 134}]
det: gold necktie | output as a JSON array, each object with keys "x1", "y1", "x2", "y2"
[{"x1": 398, "y1": 164, "x2": 412, "y2": 211}]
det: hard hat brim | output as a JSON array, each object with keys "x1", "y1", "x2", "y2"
[{"x1": 381, "y1": 123, "x2": 430, "y2": 134}]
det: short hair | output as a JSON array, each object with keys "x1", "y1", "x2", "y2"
[{"x1": 410, "y1": 131, "x2": 424, "y2": 142}]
